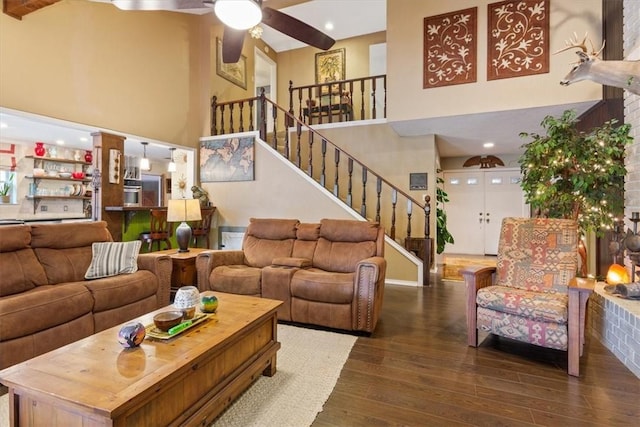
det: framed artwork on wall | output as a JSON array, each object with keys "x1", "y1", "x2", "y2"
[
  {"x1": 487, "y1": 0, "x2": 549, "y2": 80},
  {"x1": 200, "y1": 136, "x2": 255, "y2": 182},
  {"x1": 423, "y1": 7, "x2": 477, "y2": 89},
  {"x1": 315, "y1": 48, "x2": 346, "y2": 92},
  {"x1": 216, "y1": 38, "x2": 247, "y2": 89}
]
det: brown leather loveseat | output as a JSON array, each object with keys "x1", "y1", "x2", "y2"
[
  {"x1": 195, "y1": 218, "x2": 386, "y2": 333},
  {"x1": 0, "y1": 221, "x2": 172, "y2": 369}
]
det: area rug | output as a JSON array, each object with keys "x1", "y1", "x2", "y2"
[{"x1": 0, "y1": 324, "x2": 356, "y2": 427}]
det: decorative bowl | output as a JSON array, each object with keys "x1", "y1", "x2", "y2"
[
  {"x1": 72, "y1": 171, "x2": 85, "y2": 179},
  {"x1": 174, "y1": 286, "x2": 200, "y2": 319},
  {"x1": 58, "y1": 172, "x2": 72, "y2": 178},
  {"x1": 33, "y1": 168, "x2": 45, "y2": 177},
  {"x1": 153, "y1": 311, "x2": 184, "y2": 332}
]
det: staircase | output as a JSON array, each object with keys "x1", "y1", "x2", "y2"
[{"x1": 211, "y1": 83, "x2": 433, "y2": 285}]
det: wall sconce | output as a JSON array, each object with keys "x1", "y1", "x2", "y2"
[
  {"x1": 140, "y1": 142, "x2": 150, "y2": 171},
  {"x1": 167, "y1": 147, "x2": 177, "y2": 173},
  {"x1": 214, "y1": 0, "x2": 262, "y2": 30},
  {"x1": 167, "y1": 198, "x2": 202, "y2": 253}
]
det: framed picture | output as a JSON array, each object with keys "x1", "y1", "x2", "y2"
[
  {"x1": 216, "y1": 38, "x2": 247, "y2": 89},
  {"x1": 315, "y1": 48, "x2": 345, "y2": 89},
  {"x1": 200, "y1": 136, "x2": 255, "y2": 182}
]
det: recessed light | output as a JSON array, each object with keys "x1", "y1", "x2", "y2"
[
  {"x1": 483, "y1": 142, "x2": 494, "y2": 148},
  {"x1": 80, "y1": 137, "x2": 88, "y2": 142},
  {"x1": 324, "y1": 21, "x2": 334, "y2": 31},
  {"x1": 0, "y1": 122, "x2": 7, "y2": 129},
  {"x1": 56, "y1": 139, "x2": 65, "y2": 145}
]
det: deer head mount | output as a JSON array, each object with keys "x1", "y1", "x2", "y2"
[{"x1": 555, "y1": 32, "x2": 640, "y2": 95}]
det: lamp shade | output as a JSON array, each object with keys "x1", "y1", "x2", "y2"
[
  {"x1": 214, "y1": 0, "x2": 262, "y2": 30},
  {"x1": 167, "y1": 199, "x2": 201, "y2": 223}
]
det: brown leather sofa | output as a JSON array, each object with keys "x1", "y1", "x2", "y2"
[
  {"x1": 0, "y1": 221, "x2": 172, "y2": 369},
  {"x1": 195, "y1": 218, "x2": 386, "y2": 333}
]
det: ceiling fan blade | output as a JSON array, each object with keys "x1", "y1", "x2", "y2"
[
  {"x1": 261, "y1": 6, "x2": 335, "y2": 50},
  {"x1": 222, "y1": 26, "x2": 246, "y2": 63},
  {"x1": 111, "y1": 0, "x2": 207, "y2": 11}
]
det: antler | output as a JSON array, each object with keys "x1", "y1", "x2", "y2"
[{"x1": 554, "y1": 32, "x2": 606, "y2": 57}]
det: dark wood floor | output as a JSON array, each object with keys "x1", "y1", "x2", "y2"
[{"x1": 314, "y1": 277, "x2": 640, "y2": 427}]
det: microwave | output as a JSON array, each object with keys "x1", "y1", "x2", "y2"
[{"x1": 123, "y1": 182, "x2": 142, "y2": 207}]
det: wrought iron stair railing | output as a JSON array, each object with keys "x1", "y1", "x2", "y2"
[{"x1": 211, "y1": 90, "x2": 432, "y2": 285}]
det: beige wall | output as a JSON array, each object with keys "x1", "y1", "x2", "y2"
[
  {"x1": 0, "y1": 1, "x2": 268, "y2": 149},
  {"x1": 387, "y1": 0, "x2": 603, "y2": 123}
]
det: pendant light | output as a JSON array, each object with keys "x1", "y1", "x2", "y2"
[
  {"x1": 140, "y1": 142, "x2": 150, "y2": 171},
  {"x1": 214, "y1": 0, "x2": 262, "y2": 30},
  {"x1": 168, "y1": 147, "x2": 177, "y2": 173}
]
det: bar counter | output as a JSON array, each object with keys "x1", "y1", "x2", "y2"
[{"x1": 104, "y1": 205, "x2": 165, "y2": 233}]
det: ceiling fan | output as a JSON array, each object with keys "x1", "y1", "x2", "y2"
[{"x1": 108, "y1": 0, "x2": 335, "y2": 63}]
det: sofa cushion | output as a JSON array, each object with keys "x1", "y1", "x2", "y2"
[
  {"x1": 83, "y1": 270, "x2": 158, "y2": 312},
  {"x1": 0, "y1": 284, "x2": 94, "y2": 341},
  {"x1": 210, "y1": 265, "x2": 262, "y2": 295},
  {"x1": 31, "y1": 221, "x2": 113, "y2": 284},
  {"x1": 246, "y1": 218, "x2": 299, "y2": 240},
  {"x1": 319, "y1": 219, "x2": 379, "y2": 242},
  {"x1": 85, "y1": 241, "x2": 142, "y2": 279},
  {"x1": 477, "y1": 285, "x2": 568, "y2": 324},
  {"x1": 290, "y1": 268, "x2": 355, "y2": 304},
  {"x1": 313, "y1": 239, "x2": 376, "y2": 273},
  {"x1": 292, "y1": 223, "x2": 320, "y2": 259},
  {"x1": 0, "y1": 225, "x2": 47, "y2": 297}
]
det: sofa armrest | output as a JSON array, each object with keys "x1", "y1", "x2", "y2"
[
  {"x1": 196, "y1": 250, "x2": 245, "y2": 292},
  {"x1": 353, "y1": 256, "x2": 387, "y2": 333},
  {"x1": 272, "y1": 257, "x2": 312, "y2": 268},
  {"x1": 137, "y1": 253, "x2": 172, "y2": 308},
  {"x1": 461, "y1": 266, "x2": 496, "y2": 347}
]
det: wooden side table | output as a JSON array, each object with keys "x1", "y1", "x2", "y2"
[{"x1": 155, "y1": 248, "x2": 209, "y2": 299}]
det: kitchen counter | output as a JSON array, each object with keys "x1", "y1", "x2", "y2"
[{"x1": 104, "y1": 206, "x2": 166, "y2": 232}]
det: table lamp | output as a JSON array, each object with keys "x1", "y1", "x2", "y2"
[{"x1": 167, "y1": 198, "x2": 201, "y2": 253}]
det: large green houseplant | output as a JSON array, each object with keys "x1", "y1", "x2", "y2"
[
  {"x1": 519, "y1": 110, "x2": 632, "y2": 274},
  {"x1": 519, "y1": 109, "x2": 632, "y2": 234}
]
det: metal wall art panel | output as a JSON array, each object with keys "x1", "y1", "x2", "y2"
[
  {"x1": 487, "y1": 0, "x2": 550, "y2": 80},
  {"x1": 423, "y1": 7, "x2": 477, "y2": 89}
]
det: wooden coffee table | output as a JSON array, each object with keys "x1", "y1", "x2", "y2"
[{"x1": 0, "y1": 292, "x2": 282, "y2": 426}]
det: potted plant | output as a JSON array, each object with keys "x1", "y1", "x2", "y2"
[
  {"x1": 519, "y1": 109, "x2": 633, "y2": 273},
  {"x1": 0, "y1": 173, "x2": 14, "y2": 203},
  {"x1": 436, "y1": 173, "x2": 454, "y2": 254}
]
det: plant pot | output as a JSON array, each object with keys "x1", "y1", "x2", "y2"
[{"x1": 1, "y1": 195, "x2": 10, "y2": 204}]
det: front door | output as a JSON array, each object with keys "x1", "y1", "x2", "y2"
[{"x1": 443, "y1": 169, "x2": 528, "y2": 255}]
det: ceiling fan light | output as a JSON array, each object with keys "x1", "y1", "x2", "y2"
[
  {"x1": 215, "y1": 0, "x2": 262, "y2": 30},
  {"x1": 168, "y1": 147, "x2": 177, "y2": 172}
]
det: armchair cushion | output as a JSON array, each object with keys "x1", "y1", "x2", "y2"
[
  {"x1": 242, "y1": 218, "x2": 298, "y2": 267},
  {"x1": 477, "y1": 285, "x2": 568, "y2": 324},
  {"x1": 496, "y1": 218, "x2": 578, "y2": 293}
]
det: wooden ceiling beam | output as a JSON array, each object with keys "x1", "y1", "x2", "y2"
[{"x1": 3, "y1": 0, "x2": 61, "y2": 20}]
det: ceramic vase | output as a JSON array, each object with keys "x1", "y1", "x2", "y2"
[
  {"x1": 34, "y1": 142, "x2": 45, "y2": 157},
  {"x1": 85, "y1": 150, "x2": 93, "y2": 163}
]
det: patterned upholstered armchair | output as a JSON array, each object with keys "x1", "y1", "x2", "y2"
[{"x1": 462, "y1": 217, "x2": 594, "y2": 376}]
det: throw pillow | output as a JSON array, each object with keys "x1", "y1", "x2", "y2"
[{"x1": 85, "y1": 241, "x2": 142, "y2": 280}]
